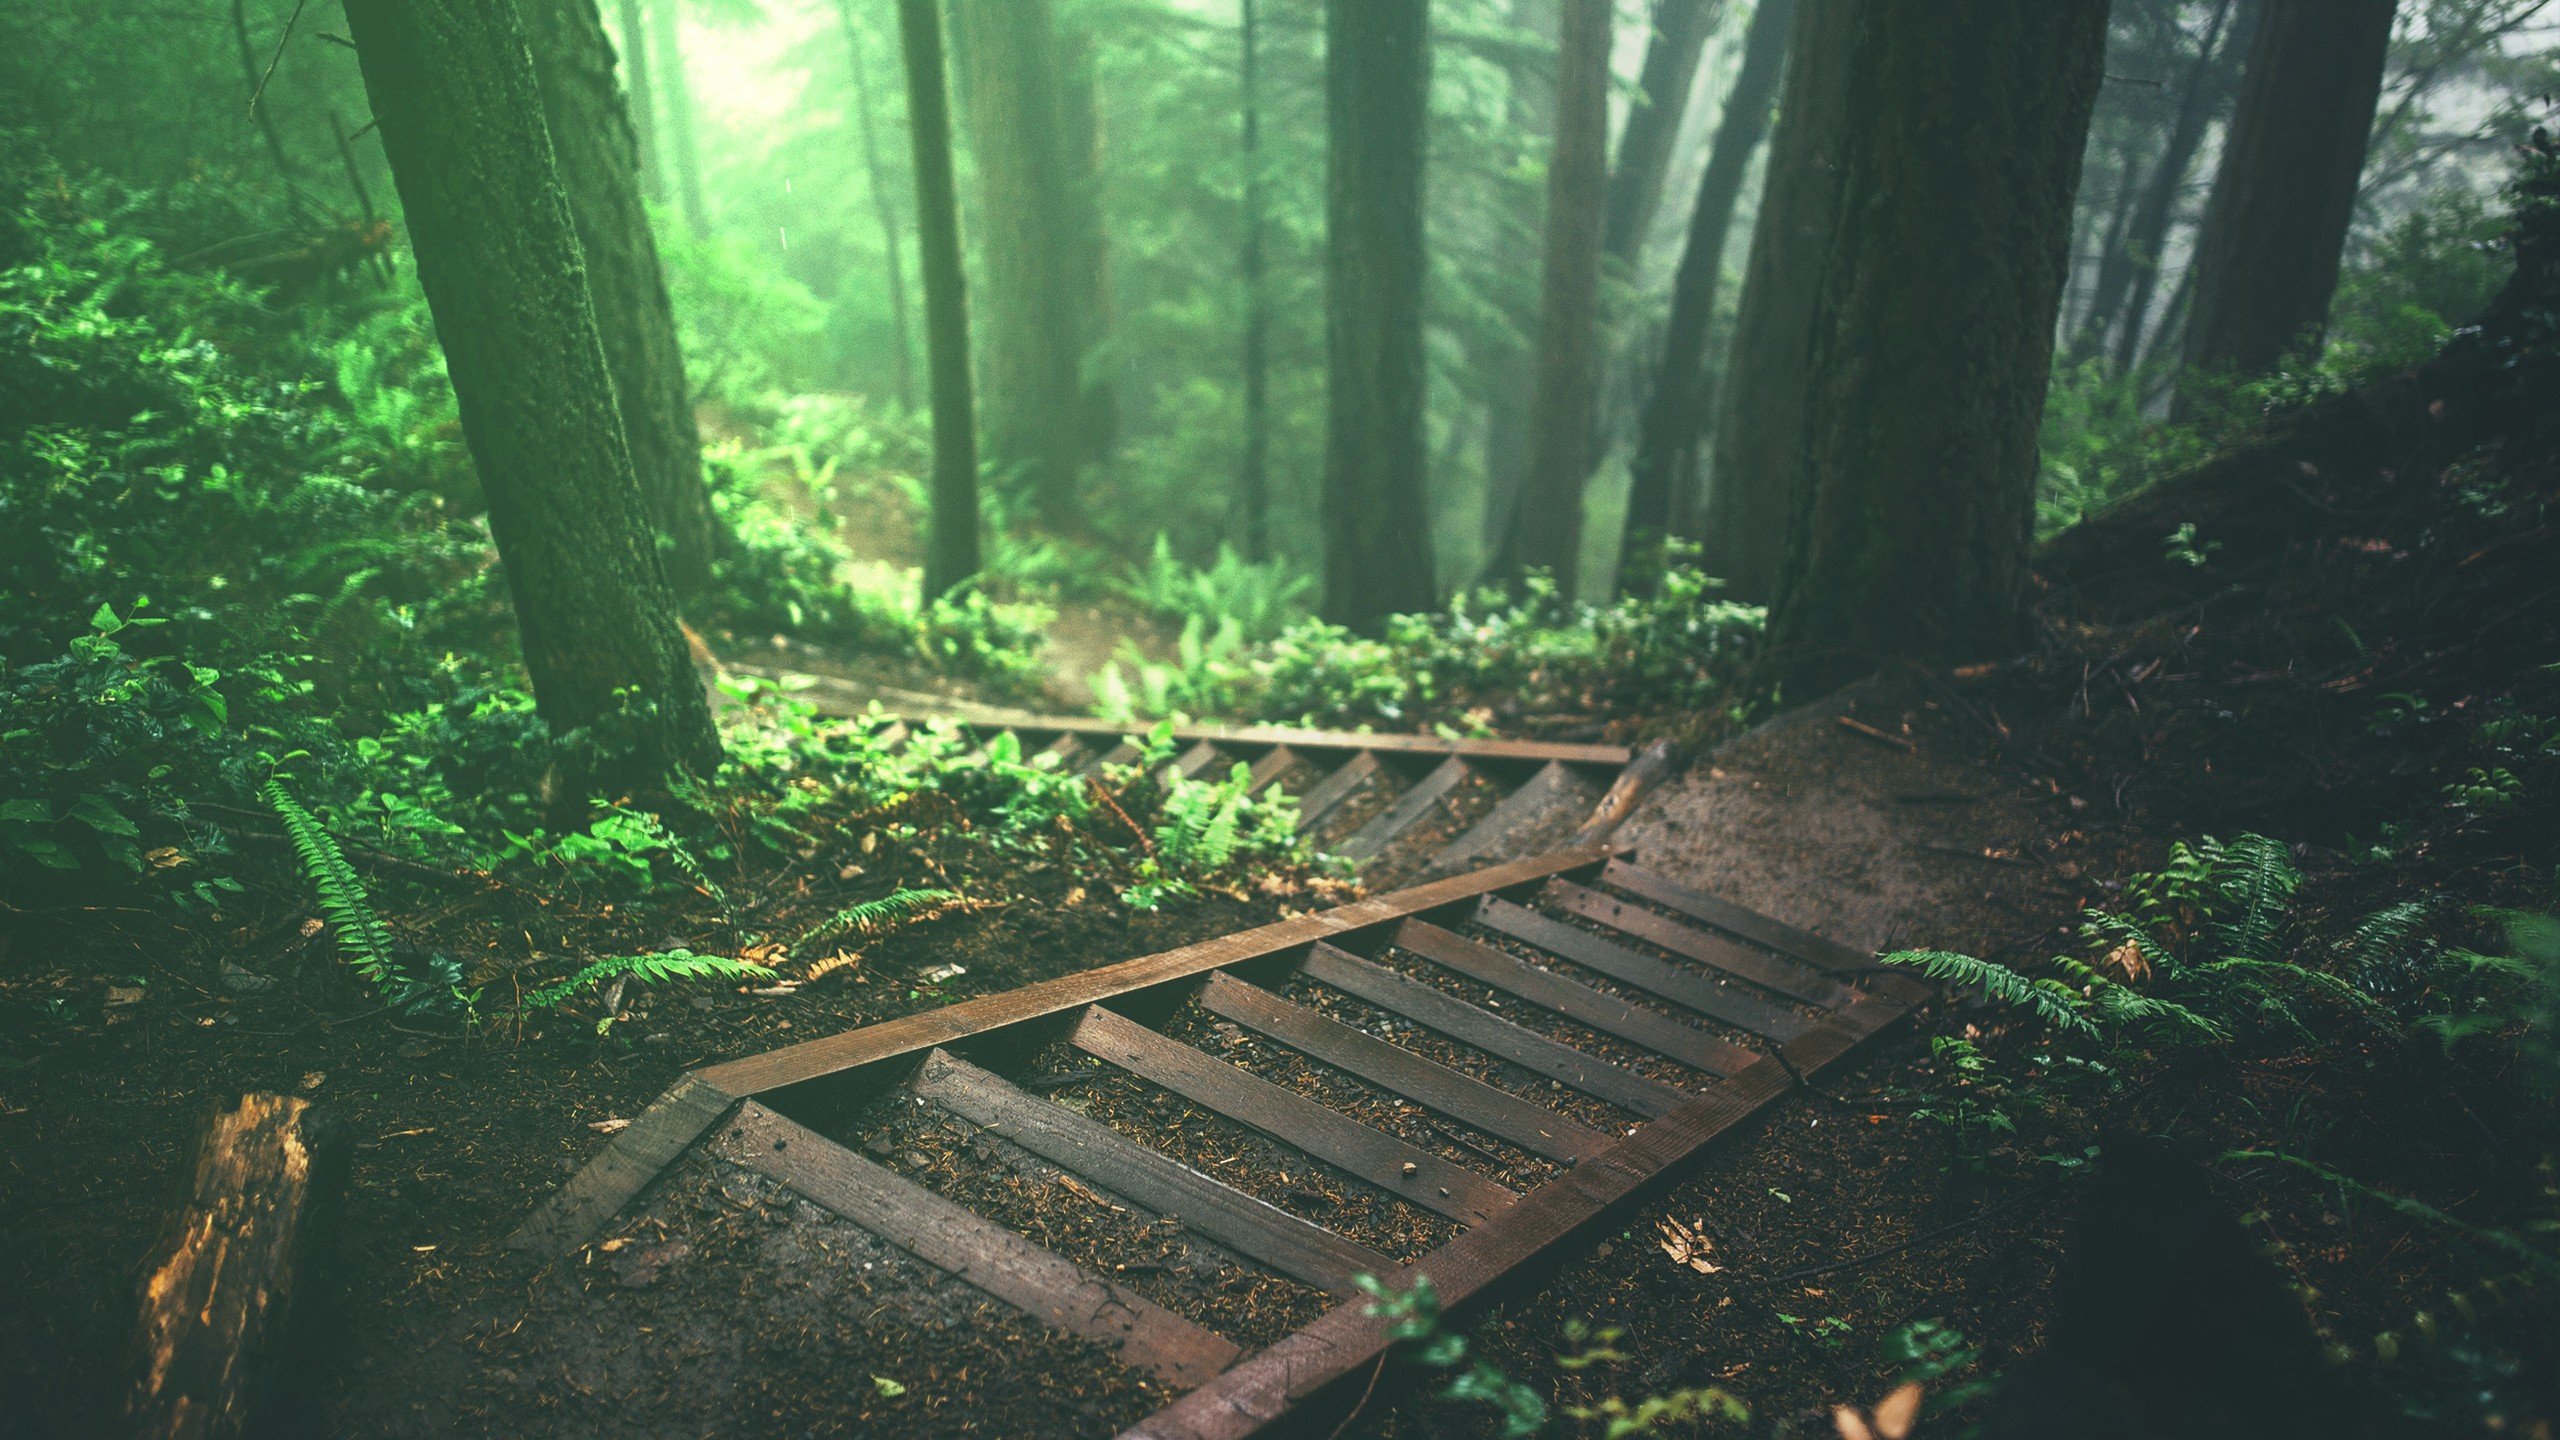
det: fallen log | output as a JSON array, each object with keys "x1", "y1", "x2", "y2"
[{"x1": 120, "y1": 1093, "x2": 341, "y2": 1440}]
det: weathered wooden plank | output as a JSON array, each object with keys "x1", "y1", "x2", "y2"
[
  {"x1": 1599, "y1": 859, "x2": 1891, "y2": 976},
  {"x1": 1071, "y1": 1007, "x2": 1516, "y2": 1226},
  {"x1": 1083, "y1": 739, "x2": 1146, "y2": 777},
  {"x1": 1292, "y1": 750, "x2": 1384, "y2": 835},
  {"x1": 914, "y1": 1050, "x2": 1392, "y2": 1296},
  {"x1": 691, "y1": 848, "x2": 1608, "y2": 1100},
  {"x1": 1244, "y1": 745, "x2": 1301, "y2": 795},
  {"x1": 1394, "y1": 920, "x2": 1757, "y2": 1078},
  {"x1": 1036, "y1": 733, "x2": 1090, "y2": 770},
  {"x1": 1334, "y1": 755, "x2": 1472, "y2": 864},
  {"x1": 508, "y1": 1073, "x2": 736, "y2": 1253},
  {"x1": 1162, "y1": 740, "x2": 1227, "y2": 787},
  {"x1": 712, "y1": 1102, "x2": 1241, "y2": 1388},
  {"x1": 1198, "y1": 974, "x2": 1612, "y2": 1163},
  {"x1": 1542, "y1": 879, "x2": 1848, "y2": 1008},
  {"x1": 1119, "y1": 988, "x2": 1925, "y2": 1440},
  {"x1": 1475, "y1": 898, "x2": 1812, "y2": 1043},
  {"x1": 1422, "y1": 761, "x2": 1595, "y2": 879},
  {"x1": 1300, "y1": 944, "x2": 1688, "y2": 1118}
]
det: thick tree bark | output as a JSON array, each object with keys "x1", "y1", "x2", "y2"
[
  {"x1": 1509, "y1": 0, "x2": 1613, "y2": 595},
  {"x1": 2177, "y1": 0, "x2": 2397, "y2": 417},
  {"x1": 949, "y1": 0, "x2": 1087, "y2": 526},
  {"x1": 344, "y1": 0, "x2": 721, "y2": 782},
  {"x1": 612, "y1": 0, "x2": 663, "y2": 204},
  {"x1": 1695, "y1": 0, "x2": 1856, "y2": 605},
  {"x1": 1763, "y1": 1, "x2": 2110, "y2": 694},
  {"x1": 897, "y1": 0, "x2": 981, "y2": 600},
  {"x1": 522, "y1": 0, "x2": 720, "y2": 602},
  {"x1": 648, "y1": 0, "x2": 711, "y2": 238},
  {"x1": 1237, "y1": 0, "x2": 1270, "y2": 560},
  {"x1": 1321, "y1": 0, "x2": 1436, "y2": 632},
  {"x1": 2068, "y1": 0, "x2": 2240, "y2": 369},
  {"x1": 1598, "y1": 0, "x2": 1721, "y2": 278},
  {"x1": 1619, "y1": 0, "x2": 1793, "y2": 593},
  {"x1": 120, "y1": 1095, "x2": 343, "y2": 1440},
  {"x1": 835, "y1": 0, "x2": 916, "y2": 413}
]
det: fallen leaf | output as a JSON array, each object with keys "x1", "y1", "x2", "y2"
[
  {"x1": 588, "y1": 1118, "x2": 631, "y2": 1135},
  {"x1": 299, "y1": 917, "x2": 326, "y2": 939},
  {"x1": 1872, "y1": 1382, "x2": 1923, "y2": 1440},
  {"x1": 919, "y1": 962, "x2": 966, "y2": 984},
  {"x1": 1655, "y1": 1217, "x2": 1722, "y2": 1274},
  {"x1": 144, "y1": 847, "x2": 187, "y2": 869},
  {"x1": 299, "y1": 1071, "x2": 326, "y2": 1091}
]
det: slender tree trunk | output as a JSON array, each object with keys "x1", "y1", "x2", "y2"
[
  {"x1": 343, "y1": 0, "x2": 720, "y2": 782},
  {"x1": 897, "y1": 0, "x2": 981, "y2": 600},
  {"x1": 522, "y1": 0, "x2": 720, "y2": 602},
  {"x1": 1695, "y1": 0, "x2": 1856, "y2": 605},
  {"x1": 1618, "y1": 0, "x2": 1793, "y2": 594},
  {"x1": 1599, "y1": 0, "x2": 1721, "y2": 278},
  {"x1": 1509, "y1": 0, "x2": 1613, "y2": 595},
  {"x1": 231, "y1": 0, "x2": 315, "y2": 220},
  {"x1": 2113, "y1": 0, "x2": 2252, "y2": 375},
  {"x1": 1321, "y1": 0, "x2": 1436, "y2": 632},
  {"x1": 1057, "y1": 17, "x2": 1118, "y2": 462},
  {"x1": 1237, "y1": 0, "x2": 1270, "y2": 560},
  {"x1": 836, "y1": 0, "x2": 916, "y2": 413},
  {"x1": 1476, "y1": 0, "x2": 1555, "y2": 580},
  {"x1": 948, "y1": 0, "x2": 1085, "y2": 526},
  {"x1": 1763, "y1": 1, "x2": 2110, "y2": 695},
  {"x1": 2176, "y1": 0, "x2": 2397, "y2": 417},
  {"x1": 648, "y1": 0, "x2": 711, "y2": 238},
  {"x1": 2070, "y1": 0, "x2": 2239, "y2": 368},
  {"x1": 613, "y1": 0, "x2": 664, "y2": 204}
]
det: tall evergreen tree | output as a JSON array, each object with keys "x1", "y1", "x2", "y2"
[
  {"x1": 1763, "y1": 1, "x2": 2111, "y2": 693},
  {"x1": 1508, "y1": 0, "x2": 1613, "y2": 595},
  {"x1": 1599, "y1": 0, "x2": 1720, "y2": 278},
  {"x1": 612, "y1": 0, "x2": 663, "y2": 204},
  {"x1": 648, "y1": 0, "x2": 710, "y2": 237},
  {"x1": 2177, "y1": 0, "x2": 2398, "y2": 415},
  {"x1": 341, "y1": 0, "x2": 720, "y2": 781},
  {"x1": 896, "y1": 0, "x2": 981, "y2": 600},
  {"x1": 949, "y1": 0, "x2": 1088, "y2": 527},
  {"x1": 1696, "y1": 0, "x2": 1856, "y2": 605},
  {"x1": 835, "y1": 0, "x2": 916, "y2": 413},
  {"x1": 1236, "y1": 0, "x2": 1271, "y2": 560},
  {"x1": 1619, "y1": 0, "x2": 1794, "y2": 593},
  {"x1": 1321, "y1": 0, "x2": 1436, "y2": 632},
  {"x1": 521, "y1": 0, "x2": 721, "y2": 601}
]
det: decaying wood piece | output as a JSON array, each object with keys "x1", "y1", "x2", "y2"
[{"x1": 121, "y1": 1093, "x2": 339, "y2": 1440}]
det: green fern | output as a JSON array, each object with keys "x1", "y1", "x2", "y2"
[
  {"x1": 1882, "y1": 950, "x2": 2101, "y2": 1037},
  {"x1": 523, "y1": 948, "x2": 775, "y2": 1011},
  {"x1": 788, "y1": 887, "x2": 962, "y2": 949},
  {"x1": 2202, "y1": 833, "x2": 2301, "y2": 962},
  {"x1": 264, "y1": 778, "x2": 398, "y2": 989}
]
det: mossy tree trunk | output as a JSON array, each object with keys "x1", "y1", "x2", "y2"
[
  {"x1": 1695, "y1": 0, "x2": 1855, "y2": 605},
  {"x1": 522, "y1": 0, "x2": 721, "y2": 602},
  {"x1": 1763, "y1": 0, "x2": 2110, "y2": 695},
  {"x1": 1620, "y1": 0, "x2": 1793, "y2": 594},
  {"x1": 343, "y1": 0, "x2": 720, "y2": 784},
  {"x1": 2176, "y1": 0, "x2": 2397, "y2": 416},
  {"x1": 1508, "y1": 0, "x2": 1613, "y2": 595},
  {"x1": 949, "y1": 0, "x2": 1087, "y2": 528},
  {"x1": 896, "y1": 0, "x2": 981, "y2": 600},
  {"x1": 1321, "y1": 0, "x2": 1436, "y2": 632}
]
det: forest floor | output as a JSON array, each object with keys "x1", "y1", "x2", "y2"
[{"x1": 5, "y1": 373, "x2": 2555, "y2": 1437}]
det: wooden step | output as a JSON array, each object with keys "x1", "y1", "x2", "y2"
[
  {"x1": 1474, "y1": 898, "x2": 1812, "y2": 1043},
  {"x1": 1543, "y1": 878, "x2": 1849, "y2": 1007},
  {"x1": 1333, "y1": 755, "x2": 1472, "y2": 863},
  {"x1": 1396, "y1": 920, "x2": 1757, "y2": 1076}
]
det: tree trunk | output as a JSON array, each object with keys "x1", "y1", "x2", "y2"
[
  {"x1": 1237, "y1": 0, "x2": 1270, "y2": 560},
  {"x1": 1763, "y1": 0, "x2": 2110, "y2": 695},
  {"x1": 1057, "y1": 17, "x2": 1118, "y2": 463},
  {"x1": 1321, "y1": 0, "x2": 1436, "y2": 632},
  {"x1": 120, "y1": 1095, "x2": 343, "y2": 1440},
  {"x1": 1695, "y1": 0, "x2": 1856, "y2": 605},
  {"x1": 2176, "y1": 0, "x2": 2397, "y2": 417},
  {"x1": 613, "y1": 0, "x2": 664, "y2": 204},
  {"x1": 1618, "y1": 0, "x2": 1793, "y2": 594},
  {"x1": 522, "y1": 0, "x2": 720, "y2": 602},
  {"x1": 897, "y1": 0, "x2": 981, "y2": 600},
  {"x1": 2112, "y1": 0, "x2": 2252, "y2": 375},
  {"x1": 2068, "y1": 0, "x2": 2239, "y2": 369},
  {"x1": 836, "y1": 0, "x2": 916, "y2": 413},
  {"x1": 1508, "y1": 0, "x2": 1613, "y2": 596},
  {"x1": 230, "y1": 0, "x2": 316, "y2": 221},
  {"x1": 1476, "y1": 0, "x2": 1556, "y2": 581},
  {"x1": 344, "y1": 0, "x2": 721, "y2": 783},
  {"x1": 1598, "y1": 0, "x2": 1721, "y2": 277},
  {"x1": 648, "y1": 0, "x2": 711, "y2": 238}
]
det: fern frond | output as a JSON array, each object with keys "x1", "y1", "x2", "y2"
[
  {"x1": 523, "y1": 948, "x2": 775, "y2": 1010},
  {"x1": 2347, "y1": 901, "x2": 2433, "y2": 973},
  {"x1": 1882, "y1": 950, "x2": 2100, "y2": 1036},
  {"x1": 2204, "y1": 833, "x2": 2301, "y2": 961},
  {"x1": 789, "y1": 887, "x2": 963, "y2": 949},
  {"x1": 264, "y1": 778, "x2": 398, "y2": 988},
  {"x1": 2195, "y1": 956, "x2": 2394, "y2": 1020},
  {"x1": 2054, "y1": 956, "x2": 2232, "y2": 1043}
]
